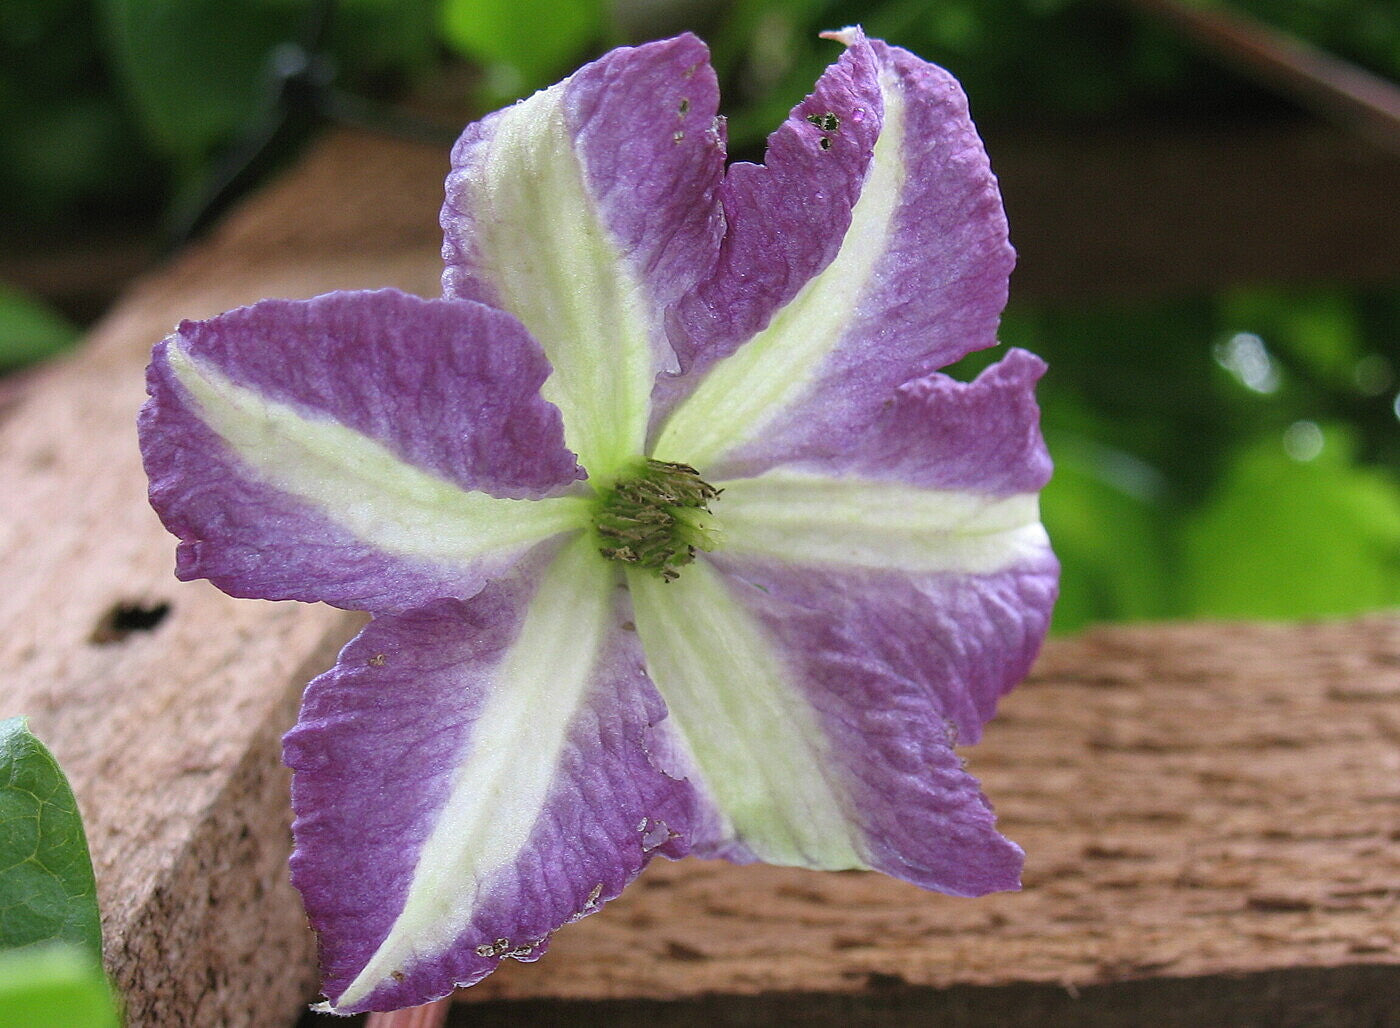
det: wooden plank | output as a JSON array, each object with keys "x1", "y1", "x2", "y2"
[
  {"x1": 0, "y1": 129, "x2": 448, "y2": 1028},
  {"x1": 2, "y1": 125, "x2": 1396, "y2": 1026},
  {"x1": 449, "y1": 616, "x2": 1400, "y2": 1024},
  {"x1": 990, "y1": 120, "x2": 1400, "y2": 302}
]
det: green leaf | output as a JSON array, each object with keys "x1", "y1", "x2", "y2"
[
  {"x1": 1040, "y1": 435, "x2": 1175, "y2": 633},
  {"x1": 0, "y1": 945, "x2": 119, "y2": 1028},
  {"x1": 0, "y1": 718, "x2": 102, "y2": 961},
  {"x1": 98, "y1": 0, "x2": 439, "y2": 198},
  {"x1": 1180, "y1": 426, "x2": 1400, "y2": 619},
  {"x1": 439, "y1": 0, "x2": 605, "y2": 103},
  {"x1": 98, "y1": 0, "x2": 297, "y2": 167},
  {"x1": 1219, "y1": 286, "x2": 1362, "y2": 385},
  {"x1": 0, "y1": 283, "x2": 79, "y2": 370},
  {"x1": 332, "y1": 0, "x2": 439, "y2": 82}
]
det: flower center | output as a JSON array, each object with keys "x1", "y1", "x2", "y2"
[{"x1": 593, "y1": 459, "x2": 721, "y2": 581}]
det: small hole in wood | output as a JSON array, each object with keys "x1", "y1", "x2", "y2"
[
  {"x1": 865, "y1": 971, "x2": 907, "y2": 991},
  {"x1": 90, "y1": 600, "x2": 171, "y2": 644}
]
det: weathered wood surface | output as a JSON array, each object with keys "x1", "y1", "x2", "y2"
[
  {"x1": 0, "y1": 130, "x2": 447, "y2": 1028},
  {"x1": 0, "y1": 127, "x2": 1396, "y2": 1027},
  {"x1": 457, "y1": 617, "x2": 1400, "y2": 1025},
  {"x1": 989, "y1": 118, "x2": 1400, "y2": 301}
]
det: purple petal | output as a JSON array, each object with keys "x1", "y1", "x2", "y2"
[
  {"x1": 653, "y1": 34, "x2": 1016, "y2": 478},
  {"x1": 444, "y1": 35, "x2": 723, "y2": 316},
  {"x1": 140, "y1": 290, "x2": 587, "y2": 612},
  {"x1": 706, "y1": 345, "x2": 1057, "y2": 741},
  {"x1": 712, "y1": 551, "x2": 1056, "y2": 750},
  {"x1": 284, "y1": 540, "x2": 696, "y2": 1013},
  {"x1": 628, "y1": 552, "x2": 1042, "y2": 896},
  {"x1": 806, "y1": 348, "x2": 1053, "y2": 495},
  {"x1": 442, "y1": 35, "x2": 725, "y2": 475},
  {"x1": 708, "y1": 552, "x2": 1050, "y2": 892},
  {"x1": 651, "y1": 30, "x2": 883, "y2": 424},
  {"x1": 648, "y1": 343, "x2": 1056, "y2": 888},
  {"x1": 562, "y1": 34, "x2": 726, "y2": 312}
]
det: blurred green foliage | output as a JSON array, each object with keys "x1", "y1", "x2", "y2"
[
  {"x1": 984, "y1": 288, "x2": 1400, "y2": 631},
  {"x1": 101, "y1": 0, "x2": 437, "y2": 173},
  {"x1": 6, "y1": 0, "x2": 1397, "y2": 232},
  {"x1": 0, "y1": 285, "x2": 80, "y2": 372},
  {"x1": 0, "y1": 0, "x2": 158, "y2": 222},
  {"x1": 440, "y1": 0, "x2": 605, "y2": 106},
  {"x1": 99, "y1": 0, "x2": 438, "y2": 231},
  {"x1": 0, "y1": 946, "x2": 120, "y2": 1028},
  {"x1": 0, "y1": 0, "x2": 1396, "y2": 631},
  {"x1": 1180, "y1": 425, "x2": 1400, "y2": 619}
]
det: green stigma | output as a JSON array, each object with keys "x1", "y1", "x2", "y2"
[{"x1": 594, "y1": 459, "x2": 722, "y2": 581}]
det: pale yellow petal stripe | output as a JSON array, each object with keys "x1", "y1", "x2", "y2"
[
  {"x1": 464, "y1": 84, "x2": 658, "y2": 480},
  {"x1": 713, "y1": 469, "x2": 1047, "y2": 573},
  {"x1": 335, "y1": 536, "x2": 616, "y2": 1010},
  {"x1": 651, "y1": 67, "x2": 907, "y2": 469},
  {"x1": 169, "y1": 342, "x2": 591, "y2": 562},
  {"x1": 628, "y1": 560, "x2": 867, "y2": 870}
]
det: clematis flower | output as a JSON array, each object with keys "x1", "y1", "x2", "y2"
[{"x1": 138, "y1": 28, "x2": 1056, "y2": 1014}]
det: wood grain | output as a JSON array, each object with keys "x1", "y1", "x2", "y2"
[
  {"x1": 991, "y1": 119, "x2": 1400, "y2": 302},
  {"x1": 1, "y1": 125, "x2": 1396, "y2": 1026},
  {"x1": 450, "y1": 617, "x2": 1400, "y2": 1025},
  {"x1": 0, "y1": 129, "x2": 446, "y2": 1028}
]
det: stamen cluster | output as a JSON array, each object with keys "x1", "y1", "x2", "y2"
[{"x1": 595, "y1": 459, "x2": 721, "y2": 580}]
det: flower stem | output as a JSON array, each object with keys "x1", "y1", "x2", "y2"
[{"x1": 364, "y1": 997, "x2": 452, "y2": 1028}]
